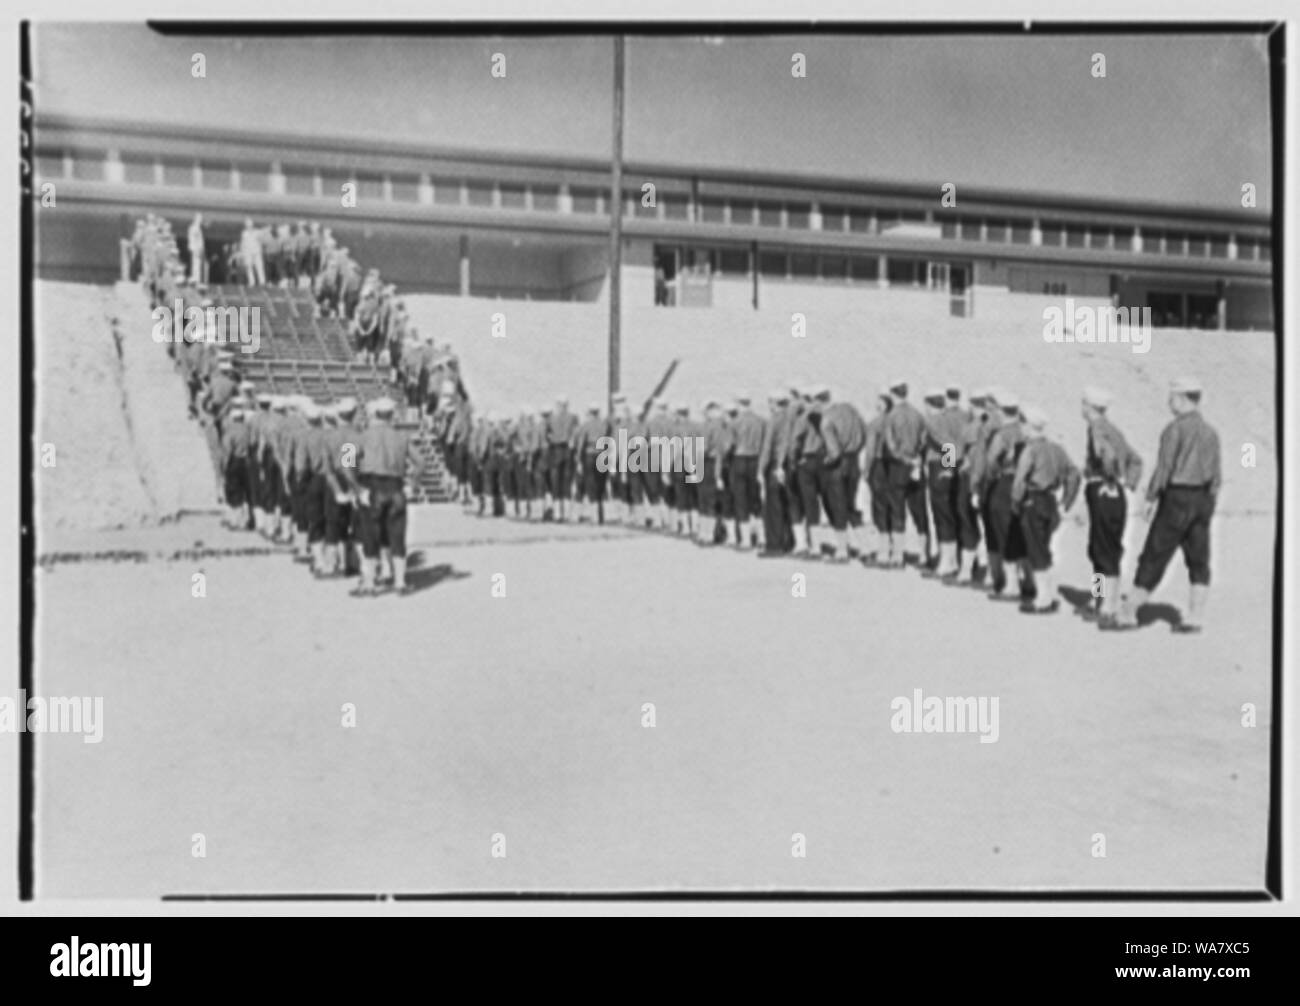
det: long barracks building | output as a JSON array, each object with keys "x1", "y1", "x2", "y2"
[{"x1": 33, "y1": 114, "x2": 1274, "y2": 331}]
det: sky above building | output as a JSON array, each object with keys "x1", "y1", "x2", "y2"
[{"x1": 33, "y1": 24, "x2": 1275, "y2": 211}]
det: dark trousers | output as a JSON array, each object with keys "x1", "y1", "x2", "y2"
[
  {"x1": 868, "y1": 458, "x2": 889, "y2": 532},
  {"x1": 1085, "y1": 480, "x2": 1127, "y2": 576},
  {"x1": 785, "y1": 465, "x2": 804, "y2": 526},
  {"x1": 580, "y1": 452, "x2": 605, "y2": 503},
  {"x1": 323, "y1": 488, "x2": 353, "y2": 546},
  {"x1": 956, "y1": 470, "x2": 981, "y2": 551},
  {"x1": 927, "y1": 462, "x2": 960, "y2": 543},
  {"x1": 840, "y1": 453, "x2": 863, "y2": 527},
  {"x1": 224, "y1": 456, "x2": 248, "y2": 509},
  {"x1": 1135, "y1": 486, "x2": 1213, "y2": 589},
  {"x1": 1018, "y1": 489, "x2": 1060, "y2": 571},
  {"x1": 547, "y1": 444, "x2": 573, "y2": 500},
  {"x1": 762, "y1": 467, "x2": 796, "y2": 552},
  {"x1": 697, "y1": 457, "x2": 722, "y2": 517},
  {"x1": 987, "y1": 474, "x2": 1026, "y2": 562},
  {"x1": 880, "y1": 457, "x2": 912, "y2": 533},
  {"x1": 304, "y1": 473, "x2": 327, "y2": 542},
  {"x1": 357, "y1": 475, "x2": 408, "y2": 558},
  {"x1": 796, "y1": 455, "x2": 822, "y2": 526},
  {"x1": 818, "y1": 458, "x2": 851, "y2": 531},
  {"x1": 730, "y1": 456, "x2": 760, "y2": 523}
]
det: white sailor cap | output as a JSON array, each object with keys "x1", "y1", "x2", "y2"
[
  {"x1": 1082, "y1": 385, "x2": 1113, "y2": 409},
  {"x1": 368, "y1": 396, "x2": 396, "y2": 416},
  {"x1": 997, "y1": 390, "x2": 1020, "y2": 411},
  {"x1": 335, "y1": 397, "x2": 358, "y2": 415},
  {"x1": 588, "y1": 401, "x2": 602, "y2": 414},
  {"x1": 1170, "y1": 376, "x2": 1203, "y2": 395},
  {"x1": 769, "y1": 388, "x2": 790, "y2": 403},
  {"x1": 923, "y1": 386, "x2": 946, "y2": 404},
  {"x1": 735, "y1": 393, "x2": 752, "y2": 406},
  {"x1": 1022, "y1": 406, "x2": 1048, "y2": 430},
  {"x1": 889, "y1": 379, "x2": 909, "y2": 396}
]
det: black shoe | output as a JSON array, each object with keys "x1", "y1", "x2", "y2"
[
  {"x1": 1019, "y1": 599, "x2": 1060, "y2": 614},
  {"x1": 1171, "y1": 623, "x2": 1203, "y2": 635},
  {"x1": 1098, "y1": 614, "x2": 1138, "y2": 631}
]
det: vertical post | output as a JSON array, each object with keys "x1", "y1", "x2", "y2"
[
  {"x1": 750, "y1": 240, "x2": 759, "y2": 310},
  {"x1": 608, "y1": 35, "x2": 625, "y2": 408},
  {"x1": 459, "y1": 234, "x2": 470, "y2": 297}
]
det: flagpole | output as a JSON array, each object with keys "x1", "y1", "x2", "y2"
[{"x1": 608, "y1": 35, "x2": 625, "y2": 412}]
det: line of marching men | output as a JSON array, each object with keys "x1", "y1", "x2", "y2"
[
  {"x1": 214, "y1": 388, "x2": 426, "y2": 597},
  {"x1": 433, "y1": 378, "x2": 1221, "y2": 631}
]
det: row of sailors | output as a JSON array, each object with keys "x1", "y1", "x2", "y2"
[
  {"x1": 436, "y1": 378, "x2": 1220, "y2": 630},
  {"x1": 219, "y1": 392, "x2": 425, "y2": 596}
]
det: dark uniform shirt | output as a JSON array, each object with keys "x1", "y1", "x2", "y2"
[
  {"x1": 1146, "y1": 410, "x2": 1222, "y2": 501},
  {"x1": 355, "y1": 420, "x2": 422, "y2": 478},
  {"x1": 758, "y1": 405, "x2": 789, "y2": 471},
  {"x1": 729, "y1": 409, "x2": 766, "y2": 458},
  {"x1": 863, "y1": 412, "x2": 888, "y2": 463},
  {"x1": 792, "y1": 408, "x2": 825, "y2": 457},
  {"x1": 1012, "y1": 436, "x2": 1082, "y2": 509},
  {"x1": 223, "y1": 421, "x2": 250, "y2": 461},
  {"x1": 574, "y1": 415, "x2": 609, "y2": 455},
  {"x1": 882, "y1": 401, "x2": 926, "y2": 462},
  {"x1": 926, "y1": 406, "x2": 968, "y2": 461},
  {"x1": 547, "y1": 409, "x2": 579, "y2": 446},
  {"x1": 1084, "y1": 415, "x2": 1143, "y2": 489},
  {"x1": 985, "y1": 418, "x2": 1026, "y2": 480},
  {"x1": 821, "y1": 402, "x2": 867, "y2": 462}
]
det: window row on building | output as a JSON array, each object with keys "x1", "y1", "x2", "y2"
[{"x1": 35, "y1": 146, "x2": 1272, "y2": 264}]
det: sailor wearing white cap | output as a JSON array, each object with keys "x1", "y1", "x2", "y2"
[
  {"x1": 921, "y1": 386, "x2": 963, "y2": 577},
  {"x1": 1107, "y1": 377, "x2": 1221, "y2": 633},
  {"x1": 319, "y1": 397, "x2": 361, "y2": 578},
  {"x1": 1079, "y1": 386, "x2": 1144, "y2": 622},
  {"x1": 879, "y1": 379, "x2": 928, "y2": 567},
  {"x1": 337, "y1": 395, "x2": 424, "y2": 595},
  {"x1": 574, "y1": 401, "x2": 610, "y2": 524},
  {"x1": 981, "y1": 390, "x2": 1031, "y2": 599},
  {"x1": 1010, "y1": 407, "x2": 1081, "y2": 613}
]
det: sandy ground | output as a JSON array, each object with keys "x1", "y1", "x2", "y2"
[{"x1": 33, "y1": 503, "x2": 1272, "y2": 897}]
